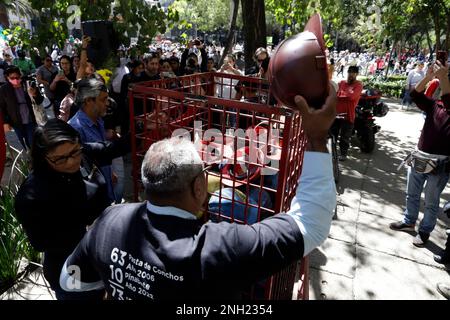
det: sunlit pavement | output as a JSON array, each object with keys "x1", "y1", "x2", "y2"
[{"x1": 306, "y1": 97, "x2": 450, "y2": 300}]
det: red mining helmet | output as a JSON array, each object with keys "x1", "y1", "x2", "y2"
[{"x1": 269, "y1": 13, "x2": 330, "y2": 109}]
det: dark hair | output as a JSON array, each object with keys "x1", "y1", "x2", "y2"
[
  {"x1": 31, "y1": 119, "x2": 80, "y2": 170},
  {"x1": 187, "y1": 53, "x2": 198, "y2": 60},
  {"x1": 4, "y1": 65, "x2": 21, "y2": 77},
  {"x1": 17, "y1": 50, "x2": 26, "y2": 58},
  {"x1": 348, "y1": 66, "x2": 359, "y2": 74},
  {"x1": 71, "y1": 55, "x2": 80, "y2": 64},
  {"x1": 160, "y1": 58, "x2": 171, "y2": 66},
  {"x1": 59, "y1": 55, "x2": 72, "y2": 68},
  {"x1": 144, "y1": 52, "x2": 159, "y2": 64},
  {"x1": 128, "y1": 59, "x2": 144, "y2": 71},
  {"x1": 260, "y1": 57, "x2": 270, "y2": 73},
  {"x1": 169, "y1": 56, "x2": 179, "y2": 63}
]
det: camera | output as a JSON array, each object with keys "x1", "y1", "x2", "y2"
[{"x1": 161, "y1": 72, "x2": 175, "y2": 78}]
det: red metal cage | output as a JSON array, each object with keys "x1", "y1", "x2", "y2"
[{"x1": 129, "y1": 72, "x2": 309, "y2": 300}]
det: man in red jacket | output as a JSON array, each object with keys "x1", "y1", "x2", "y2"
[{"x1": 332, "y1": 65, "x2": 363, "y2": 161}]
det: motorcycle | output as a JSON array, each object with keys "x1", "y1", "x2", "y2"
[{"x1": 354, "y1": 88, "x2": 389, "y2": 153}]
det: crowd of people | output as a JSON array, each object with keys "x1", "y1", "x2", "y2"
[{"x1": 0, "y1": 34, "x2": 449, "y2": 300}]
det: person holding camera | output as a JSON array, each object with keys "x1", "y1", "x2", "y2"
[
  {"x1": 180, "y1": 39, "x2": 208, "y2": 75},
  {"x1": 50, "y1": 55, "x2": 76, "y2": 117},
  {"x1": 36, "y1": 55, "x2": 58, "y2": 112},
  {"x1": 0, "y1": 66, "x2": 43, "y2": 149},
  {"x1": 390, "y1": 61, "x2": 450, "y2": 247}
]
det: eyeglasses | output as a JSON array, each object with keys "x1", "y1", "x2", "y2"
[
  {"x1": 191, "y1": 165, "x2": 213, "y2": 186},
  {"x1": 46, "y1": 147, "x2": 83, "y2": 166}
]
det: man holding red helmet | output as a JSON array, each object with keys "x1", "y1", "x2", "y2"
[{"x1": 331, "y1": 65, "x2": 363, "y2": 161}]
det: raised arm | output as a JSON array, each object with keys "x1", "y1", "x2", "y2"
[
  {"x1": 76, "y1": 36, "x2": 90, "y2": 80},
  {"x1": 286, "y1": 87, "x2": 337, "y2": 254}
]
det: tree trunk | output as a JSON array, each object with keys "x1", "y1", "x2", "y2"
[
  {"x1": 433, "y1": 6, "x2": 441, "y2": 51},
  {"x1": 0, "y1": 4, "x2": 10, "y2": 28},
  {"x1": 241, "y1": 0, "x2": 266, "y2": 73},
  {"x1": 219, "y1": 0, "x2": 240, "y2": 67},
  {"x1": 425, "y1": 29, "x2": 434, "y2": 55},
  {"x1": 385, "y1": 41, "x2": 396, "y2": 78}
]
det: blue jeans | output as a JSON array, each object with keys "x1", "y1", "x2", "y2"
[
  {"x1": 13, "y1": 123, "x2": 36, "y2": 150},
  {"x1": 403, "y1": 166, "x2": 449, "y2": 234}
]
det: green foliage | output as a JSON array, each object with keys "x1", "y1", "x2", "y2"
[
  {"x1": 266, "y1": 0, "x2": 345, "y2": 36},
  {"x1": 359, "y1": 75, "x2": 405, "y2": 98},
  {"x1": 171, "y1": 0, "x2": 241, "y2": 34},
  {"x1": 2, "y1": 25, "x2": 31, "y2": 50},
  {"x1": 28, "y1": 0, "x2": 181, "y2": 53},
  {"x1": 0, "y1": 151, "x2": 39, "y2": 294}
]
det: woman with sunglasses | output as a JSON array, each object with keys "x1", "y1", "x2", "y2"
[{"x1": 15, "y1": 118, "x2": 129, "y2": 300}]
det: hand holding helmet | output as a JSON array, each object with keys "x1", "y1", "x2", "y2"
[{"x1": 269, "y1": 14, "x2": 330, "y2": 110}]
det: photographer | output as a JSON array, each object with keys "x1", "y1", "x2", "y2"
[
  {"x1": 0, "y1": 66, "x2": 43, "y2": 149},
  {"x1": 390, "y1": 61, "x2": 450, "y2": 247},
  {"x1": 180, "y1": 39, "x2": 207, "y2": 75},
  {"x1": 50, "y1": 55, "x2": 76, "y2": 117}
]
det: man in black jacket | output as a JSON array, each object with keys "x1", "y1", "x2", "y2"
[{"x1": 0, "y1": 66, "x2": 43, "y2": 149}]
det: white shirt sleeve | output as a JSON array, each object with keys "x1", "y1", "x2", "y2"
[{"x1": 287, "y1": 151, "x2": 336, "y2": 256}]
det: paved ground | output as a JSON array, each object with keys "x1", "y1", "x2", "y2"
[
  {"x1": 307, "y1": 98, "x2": 450, "y2": 300},
  {"x1": 2, "y1": 97, "x2": 449, "y2": 300}
]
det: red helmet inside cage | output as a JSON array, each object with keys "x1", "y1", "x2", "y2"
[
  {"x1": 269, "y1": 13, "x2": 329, "y2": 109},
  {"x1": 221, "y1": 146, "x2": 263, "y2": 187}
]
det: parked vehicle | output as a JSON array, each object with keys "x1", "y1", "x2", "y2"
[{"x1": 354, "y1": 88, "x2": 389, "y2": 153}]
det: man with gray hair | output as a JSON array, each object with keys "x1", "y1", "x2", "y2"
[
  {"x1": 68, "y1": 76, "x2": 115, "y2": 202},
  {"x1": 59, "y1": 88, "x2": 338, "y2": 300}
]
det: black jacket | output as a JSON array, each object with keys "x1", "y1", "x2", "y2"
[
  {"x1": 66, "y1": 203, "x2": 304, "y2": 300},
  {"x1": 180, "y1": 47, "x2": 208, "y2": 75},
  {"x1": 14, "y1": 138, "x2": 130, "y2": 290},
  {"x1": 0, "y1": 82, "x2": 43, "y2": 129}
]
